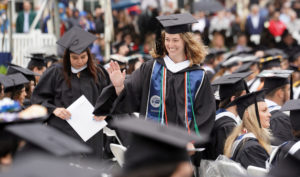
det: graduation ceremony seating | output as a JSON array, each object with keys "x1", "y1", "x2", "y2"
[
  {"x1": 110, "y1": 143, "x2": 127, "y2": 167},
  {"x1": 247, "y1": 166, "x2": 268, "y2": 177},
  {"x1": 103, "y1": 126, "x2": 123, "y2": 146}
]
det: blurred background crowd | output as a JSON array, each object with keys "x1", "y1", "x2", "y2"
[{"x1": 0, "y1": 0, "x2": 300, "y2": 68}]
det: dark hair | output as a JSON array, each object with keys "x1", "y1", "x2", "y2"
[
  {"x1": 27, "y1": 65, "x2": 45, "y2": 71},
  {"x1": 4, "y1": 85, "x2": 25, "y2": 104},
  {"x1": 293, "y1": 130, "x2": 300, "y2": 138},
  {"x1": 266, "y1": 85, "x2": 287, "y2": 98},
  {"x1": 62, "y1": 48, "x2": 100, "y2": 88},
  {"x1": 219, "y1": 90, "x2": 244, "y2": 108},
  {"x1": 25, "y1": 82, "x2": 33, "y2": 99}
]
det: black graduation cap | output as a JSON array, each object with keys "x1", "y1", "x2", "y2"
[
  {"x1": 233, "y1": 61, "x2": 255, "y2": 73},
  {"x1": 259, "y1": 55, "x2": 282, "y2": 70},
  {"x1": 2, "y1": 153, "x2": 109, "y2": 177},
  {"x1": 5, "y1": 123, "x2": 92, "y2": 156},
  {"x1": 204, "y1": 48, "x2": 226, "y2": 63},
  {"x1": 257, "y1": 70, "x2": 293, "y2": 97},
  {"x1": 221, "y1": 55, "x2": 242, "y2": 68},
  {"x1": 113, "y1": 41, "x2": 127, "y2": 53},
  {"x1": 26, "y1": 53, "x2": 47, "y2": 68},
  {"x1": 227, "y1": 90, "x2": 265, "y2": 127},
  {"x1": 0, "y1": 73, "x2": 29, "y2": 93},
  {"x1": 111, "y1": 117, "x2": 208, "y2": 173},
  {"x1": 7, "y1": 65, "x2": 40, "y2": 82},
  {"x1": 212, "y1": 72, "x2": 252, "y2": 100},
  {"x1": 281, "y1": 99, "x2": 300, "y2": 131},
  {"x1": 264, "y1": 48, "x2": 287, "y2": 59},
  {"x1": 156, "y1": 13, "x2": 198, "y2": 34},
  {"x1": 56, "y1": 26, "x2": 97, "y2": 54},
  {"x1": 44, "y1": 54, "x2": 59, "y2": 63}
]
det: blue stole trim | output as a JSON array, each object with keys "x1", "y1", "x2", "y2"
[
  {"x1": 146, "y1": 61, "x2": 204, "y2": 126},
  {"x1": 186, "y1": 69, "x2": 204, "y2": 126},
  {"x1": 216, "y1": 108, "x2": 227, "y2": 115},
  {"x1": 146, "y1": 61, "x2": 165, "y2": 123}
]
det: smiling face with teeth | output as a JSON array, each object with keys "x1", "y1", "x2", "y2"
[{"x1": 164, "y1": 32, "x2": 186, "y2": 62}]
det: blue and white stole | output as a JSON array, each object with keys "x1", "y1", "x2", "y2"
[
  {"x1": 230, "y1": 132, "x2": 256, "y2": 158},
  {"x1": 145, "y1": 60, "x2": 204, "y2": 134},
  {"x1": 215, "y1": 108, "x2": 241, "y2": 125}
]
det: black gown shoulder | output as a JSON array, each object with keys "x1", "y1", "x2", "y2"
[
  {"x1": 270, "y1": 110, "x2": 294, "y2": 145},
  {"x1": 232, "y1": 138, "x2": 270, "y2": 169}
]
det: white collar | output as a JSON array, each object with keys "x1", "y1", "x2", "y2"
[
  {"x1": 71, "y1": 64, "x2": 87, "y2": 74},
  {"x1": 163, "y1": 55, "x2": 190, "y2": 73},
  {"x1": 202, "y1": 65, "x2": 215, "y2": 74},
  {"x1": 215, "y1": 111, "x2": 241, "y2": 125},
  {"x1": 265, "y1": 99, "x2": 281, "y2": 112}
]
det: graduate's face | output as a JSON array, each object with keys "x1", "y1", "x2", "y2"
[
  {"x1": 70, "y1": 51, "x2": 88, "y2": 69},
  {"x1": 165, "y1": 33, "x2": 185, "y2": 58},
  {"x1": 258, "y1": 102, "x2": 271, "y2": 128},
  {"x1": 19, "y1": 87, "x2": 27, "y2": 106}
]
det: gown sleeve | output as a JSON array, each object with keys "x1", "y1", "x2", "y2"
[
  {"x1": 192, "y1": 73, "x2": 216, "y2": 135},
  {"x1": 214, "y1": 120, "x2": 236, "y2": 157},
  {"x1": 93, "y1": 61, "x2": 151, "y2": 115},
  {"x1": 235, "y1": 140, "x2": 270, "y2": 169},
  {"x1": 31, "y1": 65, "x2": 59, "y2": 114}
]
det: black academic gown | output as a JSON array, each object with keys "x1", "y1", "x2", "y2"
[
  {"x1": 271, "y1": 140, "x2": 297, "y2": 167},
  {"x1": 206, "y1": 115, "x2": 237, "y2": 160},
  {"x1": 231, "y1": 138, "x2": 270, "y2": 169},
  {"x1": 270, "y1": 110, "x2": 294, "y2": 145},
  {"x1": 269, "y1": 138, "x2": 300, "y2": 177},
  {"x1": 31, "y1": 63, "x2": 110, "y2": 158},
  {"x1": 94, "y1": 58, "x2": 216, "y2": 135}
]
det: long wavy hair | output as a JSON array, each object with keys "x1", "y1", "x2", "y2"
[
  {"x1": 224, "y1": 103, "x2": 271, "y2": 157},
  {"x1": 150, "y1": 31, "x2": 208, "y2": 66},
  {"x1": 62, "y1": 48, "x2": 100, "y2": 88}
]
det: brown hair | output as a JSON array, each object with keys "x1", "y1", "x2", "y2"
[
  {"x1": 266, "y1": 84, "x2": 288, "y2": 98},
  {"x1": 62, "y1": 48, "x2": 100, "y2": 88},
  {"x1": 4, "y1": 87, "x2": 25, "y2": 106},
  {"x1": 224, "y1": 104, "x2": 271, "y2": 157},
  {"x1": 219, "y1": 90, "x2": 244, "y2": 109},
  {"x1": 150, "y1": 31, "x2": 207, "y2": 66}
]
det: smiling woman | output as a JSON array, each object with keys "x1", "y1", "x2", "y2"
[
  {"x1": 224, "y1": 91, "x2": 272, "y2": 169},
  {"x1": 94, "y1": 13, "x2": 216, "y2": 170}
]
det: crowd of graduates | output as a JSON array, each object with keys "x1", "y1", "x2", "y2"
[{"x1": 0, "y1": 0, "x2": 300, "y2": 177}]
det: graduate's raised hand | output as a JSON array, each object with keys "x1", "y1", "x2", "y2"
[
  {"x1": 53, "y1": 107, "x2": 71, "y2": 120},
  {"x1": 107, "y1": 61, "x2": 126, "y2": 95}
]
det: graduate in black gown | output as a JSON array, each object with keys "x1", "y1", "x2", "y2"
[
  {"x1": 7, "y1": 64, "x2": 40, "y2": 108},
  {"x1": 1, "y1": 73, "x2": 29, "y2": 109},
  {"x1": 111, "y1": 117, "x2": 208, "y2": 177},
  {"x1": 93, "y1": 13, "x2": 215, "y2": 155},
  {"x1": 257, "y1": 70, "x2": 294, "y2": 145},
  {"x1": 31, "y1": 26, "x2": 110, "y2": 159},
  {"x1": 205, "y1": 72, "x2": 251, "y2": 159},
  {"x1": 26, "y1": 53, "x2": 47, "y2": 83},
  {"x1": 224, "y1": 91, "x2": 271, "y2": 169},
  {"x1": 269, "y1": 99, "x2": 300, "y2": 168}
]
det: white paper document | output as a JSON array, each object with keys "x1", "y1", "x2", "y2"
[{"x1": 67, "y1": 95, "x2": 107, "y2": 142}]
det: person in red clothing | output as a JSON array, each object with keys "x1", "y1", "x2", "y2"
[{"x1": 267, "y1": 11, "x2": 286, "y2": 37}]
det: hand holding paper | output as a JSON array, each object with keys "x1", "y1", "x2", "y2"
[{"x1": 66, "y1": 95, "x2": 107, "y2": 142}]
